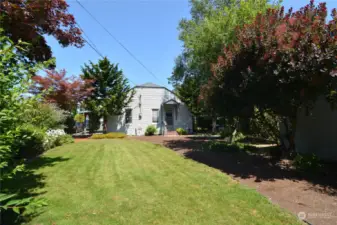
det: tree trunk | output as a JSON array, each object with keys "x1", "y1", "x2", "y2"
[
  {"x1": 193, "y1": 116, "x2": 197, "y2": 133},
  {"x1": 280, "y1": 117, "x2": 296, "y2": 156},
  {"x1": 230, "y1": 128, "x2": 237, "y2": 143},
  {"x1": 212, "y1": 117, "x2": 217, "y2": 133},
  {"x1": 103, "y1": 116, "x2": 108, "y2": 134}
]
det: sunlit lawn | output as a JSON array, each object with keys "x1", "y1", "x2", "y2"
[{"x1": 15, "y1": 139, "x2": 301, "y2": 225}]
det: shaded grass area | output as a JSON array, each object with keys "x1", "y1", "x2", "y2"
[
  {"x1": 1, "y1": 156, "x2": 70, "y2": 224},
  {"x1": 4, "y1": 140, "x2": 301, "y2": 225}
]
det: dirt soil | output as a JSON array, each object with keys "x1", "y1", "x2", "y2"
[{"x1": 130, "y1": 135, "x2": 337, "y2": 225}]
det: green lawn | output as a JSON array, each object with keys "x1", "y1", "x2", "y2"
[{"x1": 14, "y1": 139, "x2": 301, "y2": 224}]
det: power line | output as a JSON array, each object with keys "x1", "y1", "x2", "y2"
[
  {"x1": 81, "y1": 35, "x2": 136, "y2": 86},
  {"x1": 71, "y1": 16, "x2": 137, "y2": 85},
  {"x1": 82, "y1": 36, "x2": 104, "y2": 59},
  {"x1": 82, "y1": 35, "x2": 136, "y2": 86},
  {"x1": 66, "y1": 8, "x2": 104, "y2": 58},
  {"x1": 75, "y1": 21, "x2": 98, "y2": 49},
  {"x1": 75, "y1": 0, "x2": 167, "y2": 87}
]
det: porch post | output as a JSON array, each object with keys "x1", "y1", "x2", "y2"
[{"x1": 161, "y1": 104, "x2": 165, "y2": 135}]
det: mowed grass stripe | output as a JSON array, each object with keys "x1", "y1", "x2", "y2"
[{"x1": 21, "y1": 139, "x2": 301, "y2": 225}]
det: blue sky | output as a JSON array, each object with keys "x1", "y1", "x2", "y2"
[{"x1": 46, "y1": 0, "x2": 337, "y2": 89}]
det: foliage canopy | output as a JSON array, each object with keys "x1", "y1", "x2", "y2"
[{"x1": 202, "y1": 1, "x2": 337, "y2": 121}]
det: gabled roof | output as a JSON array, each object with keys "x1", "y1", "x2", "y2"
[
  {"x1": 163, "y1": 99, "x2": 179, "y2": 105},
  {"x1": 133, "y1": 82, "x2": 179, "y2": 101},
  {"x1": 135, "y1": 82, "x2": 163, "y2": 88}
]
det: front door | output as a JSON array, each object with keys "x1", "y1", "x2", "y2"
[{"x1": 165, "y1": 108, "x2": 174, "y2": 131}]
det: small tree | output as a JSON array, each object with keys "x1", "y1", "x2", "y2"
[
  {"x1": 82, "y1": 57, "x2": 135, "y2": 133},
  {"x1": 31, "y1": 69, "x2": 93, "y2": 112},
  {"x1": 203, "y1": 1, "x2": 337, "y2": 150}
]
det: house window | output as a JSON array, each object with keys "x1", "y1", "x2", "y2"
[
  {"x1": 152, "y1": 109, "x2": 159, "y2": 123},
  {"x1": 125, "y1": 109, "x2": 132, "y2": 123}
]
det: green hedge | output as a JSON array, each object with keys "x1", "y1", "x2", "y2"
[
  {"x1": 176, "y1": 128, "x2": 187, "y2": 135},
  {"x1": 14, "y1": 125, "x2": 46, "y2": 159},
  {"x1": 54, "y1": 134, "x2": 74, "y2": 146},
  {"x1": 90, "y1": 132, "x2": 127, "y2": 139},
  {"x1": 145, "y1": 125, "x2": 157, "y2": 136}
]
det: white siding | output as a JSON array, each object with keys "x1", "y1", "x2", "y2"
[
  {"x1": 107, "y1": 87, "x2": 193, "y2": 135},
  {"x1": 295, "y1": 96, "x2": 337, "y2": 161}
]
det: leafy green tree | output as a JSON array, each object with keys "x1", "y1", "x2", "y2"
[
  {"x1": 171, "y1": 0, "x2": 276, "y2": 85},
  {"x1": 0, "y1": 34, "x2": 50, "y2": 215},
  {"x1": 170, "y1": 0, "x2": 277, "y2": 132},
  {"x1": 22, "y1": 102, "x2": 68, "y2": 130},
  {"x1": 82, "y1": 57, "x2": 135, "y2": 133}
]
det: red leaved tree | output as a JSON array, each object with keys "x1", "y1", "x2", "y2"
[
  {"x1": 0, "y1": 0, "x2": 84, "y2": 63},
  {"x1": 31, "y1": 69, "x2": 93, "y2": 112},
  {"x1": 203, "y1": 0, "x2": 337, "y2": 120},
  {"x1": 202, "y1": 0, "x2": 337, "y2": 149}
]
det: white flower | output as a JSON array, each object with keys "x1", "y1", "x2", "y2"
[{"x1": 46, "y1": 129, "x2": 66, "y2": 137}]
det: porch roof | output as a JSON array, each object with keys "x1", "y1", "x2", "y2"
[{"x1": 163, "y1": 99, "x2": 179, "y2": 105}]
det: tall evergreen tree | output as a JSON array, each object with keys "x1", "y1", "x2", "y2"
[{"x1": 82, "y1": 57, "x2": 135, "y2": 133}]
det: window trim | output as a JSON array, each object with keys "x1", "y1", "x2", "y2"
[
  {"x1": 125, "y1": 108, "x2": 132, "y2": 124},
  {"x1": 152, "y1": 109, "x2": 159, "y2": 123}
]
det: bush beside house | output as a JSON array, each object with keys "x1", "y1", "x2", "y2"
[
  {"x1": 176, "y1": 128, "x2": 187, "y2": 135},
  {"x1": 145, "y1": 125, "x2": 157, "y2": 136}
]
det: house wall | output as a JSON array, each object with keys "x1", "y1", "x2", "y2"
[
  {"x1": 295, "y1": 96, "x2": 337, "y2": 161},
  {"x1": 107, "y1": 87, "x2": 193, "y2": 135}
]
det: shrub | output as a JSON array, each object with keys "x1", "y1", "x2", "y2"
[
  {"x1": 248, "y1": 108, "x2": 279, "y2": 143},
  {"x1": 54, "y1": 134, "x2": 74, "y2": 146},
  {"x1": 293, "y1": 153, "x2": 322, "y2": 173},
  {"x1": 0, "y1": 32, "x2": 51, "y2": 217},
  {"x1": 74, "y1": 114, "x2": 85, "y2": 123},
  {"x1": 232, "y1": 132, "x2": 245, "y2": 143},
  {"x1": 203, "y1": 141, "x2": 245, "y2": 152},
  {"x1": 14, "y1": 125, "x2": 47, "y2": 159},
  {"x1": 90, "y1": 132, "x2": 126, "y2": 139},
  {"x1": 219, "y1": 127, "x2": 232, "y2": 139},
  {"x1": 176, "y1": 128, "x2": 187, "y2": 135},
  {"x1": 145, "y1": 125, "x2": 157, "y2": 136},
  {"x1": 23, "y1": 102, "x2": 68, "y2": 130},
  {"x1": 45, "y1": 129, "x2": 67, "y2": 149},
  {"x1": 90, "y1": 134, "x2": 106, "y2": 139},
  {"x1": 105, "y1": 132, "x2": 126, "y2": 139}
]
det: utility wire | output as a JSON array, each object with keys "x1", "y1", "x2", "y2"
[
  {"x1": 70, "y1": 14, "x2": 136, "y2": 85},
  {"x1": 82, "y1": 34, "x2": 136, "y2": 86},
  {"x1": 82, "y1": 36, "x2": 104, "y2": 59},
  {"x1": 75, "y1": 0, "x2": 167, "y2": 87},
  {"x1": 75, "y1": 21, "x2": 98, "y2": 49}
]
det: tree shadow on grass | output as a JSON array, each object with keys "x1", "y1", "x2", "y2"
[
  {"x1": 1, "y1": 156, "x2": 70, "y2": 225},
  {"x1": 164, "y1": 138, "x2": 337, "y2": 196}
]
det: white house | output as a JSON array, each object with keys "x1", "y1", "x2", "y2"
[{"x1": 107, "y1": 82, "x2": 193, "y2": 135}]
